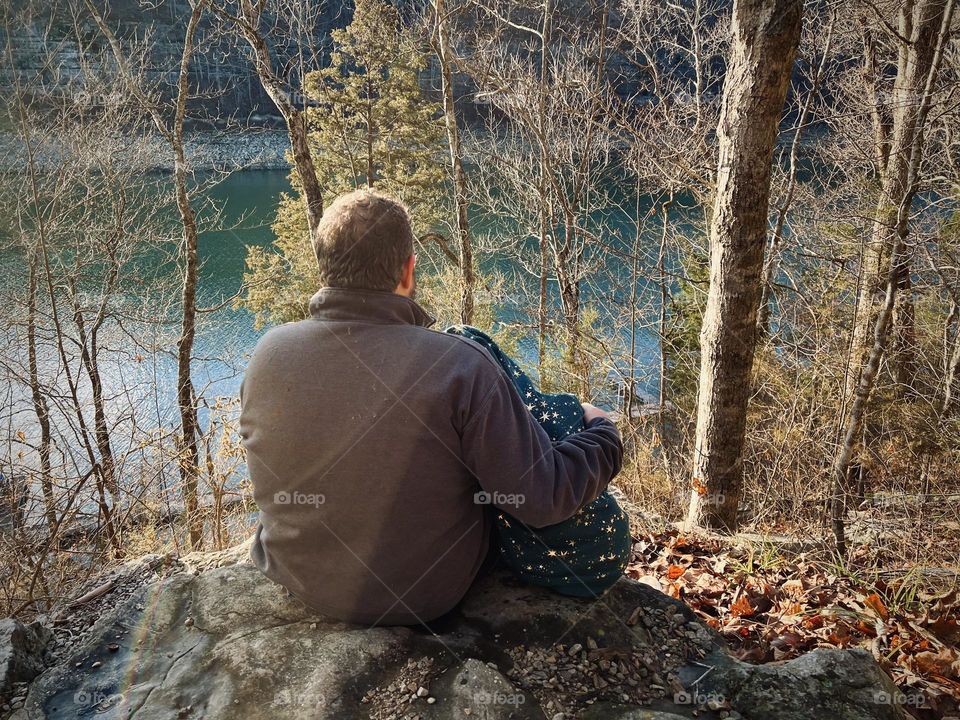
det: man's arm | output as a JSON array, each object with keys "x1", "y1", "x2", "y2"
[{"x1": 459, "y1": 366, "x2": 623, "y2": 528}]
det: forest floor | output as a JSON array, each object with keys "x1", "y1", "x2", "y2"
[{"x1": 623, "y1": 524, "x2": 960, "y2": 720}]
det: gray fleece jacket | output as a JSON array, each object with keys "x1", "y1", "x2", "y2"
[{"x1": 240, "y1": 287, "x2": 623, "y2": 625}]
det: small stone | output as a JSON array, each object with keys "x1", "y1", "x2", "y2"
[
  {"x1": 586, "y1": 637, "x2": 598, "y2": 650},
  {"x1": 184, "y1": 617, "x2": 194, "y2": 627},
  {"x1": 91, "y1": 661, "x2": 102, "y2": 669},
  {"x1": 567, "y1": 643, "x2": 582, "y2": 656},
  {"x1": 108, "y1": 643, "x2": 120, "y2": 652},
  {"x1": 416, "y1": 687, "x2": 428, "y2": 697},
  {"x1": 552, "y1": 713, "x2": 565, "y2": 720},
  {"x1": 427, "y1": 697, "x2": 436, "y2": 704}
]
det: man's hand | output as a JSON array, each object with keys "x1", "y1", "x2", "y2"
[{"x1": 581, "y1": 402, "x2": 612, "y2": 423}]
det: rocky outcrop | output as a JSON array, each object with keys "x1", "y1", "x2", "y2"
[
  {"x1": 9, "y1": 544, "x2": 907, "y2": 720},
  {"x1": 0, "y1": 619, "x2": 51, "y2": 713}
]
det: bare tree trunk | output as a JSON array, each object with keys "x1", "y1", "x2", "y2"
[
  {"x1": 845, "y1": 0, "x2": 953, "y2": 405},
  {"x1": 862, "y1": 20, "x2": 892, "y2": 175},
  {"x1": 891, "y1": 256, "x2": 918, "y2": 394},
  {"x1": 26, "y1": 255, "x2": 56, "y2": 535},
  {"x1": 172, "y1": 2, "x2": 206, "y2": 549},
  {"x1": 658, "y1": 190, "x2": 674, "y2": 415},
  {"x1": 434, "y1": 0, "x2": 475, "y2": 324},
  {"x1": 833, "y1": 0, "x2": 955, "y2": 551},
  {"x1": 757, "y1": 11, "x2": 835, "y2": 337},
  {"x1": 626, "y1": 175, "x2": 642, "y2": 416},
  {"x1": 686, "y1": 0, "x2": 801, "y2": 532},
  {"x1": 537, "y1": 0, "x2": 554, "y2": 379},
  {"x1": 70, "y1": 289, "x2": 118, "y2": 501},
  {"x1": 832, "y1": 235, "x2": 906, "y2": 554},
  {"x1": 212, "y1": 1, "x2": 325, "y2": 235},
  {"x1": 943, "y1": 300, "x2": 960, "y2": 414},
  {"x1": 84, "y1": 0, "x2": 209, "y2": 549}
]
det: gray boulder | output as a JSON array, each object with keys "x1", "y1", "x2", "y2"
[
  {"x1": 0, "y1": 619, "x2": 51, "y2": 705},
  {"x1": 9, "y1": 545, "x2": 907, "y2": 720}
]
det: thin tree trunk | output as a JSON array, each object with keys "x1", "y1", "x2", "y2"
[
  {"x1": 757, "y1": 10, "x2": 835, "y2": 337},
  {"x1": 658, "y1": 189, "x2": 674, "y2": 451},
  {"x1": 85, "y1": 0, "x2": 209, "y2": 549},
  {"x1": 686, "y1": 0, "x2": 802, "y2": 532},
  {"x1": 658, "y1": 190, "x2": 674, "y2": 414},
  {"x1": 434, "y1": 0, "x2": 475, "y2": 324},
  {"x1": 70, "y1": 291, "x2": 118, "y2": 501},
  {"x1": 172, "y1": 2, "x2": 206, "y2": 549},
  {"x1": 537, "y1": 0, "x2": 553, "y2": 380},
  {"x1": 832, "y1": 234, "x2": 906, "y2": 554},
  {"x1": 26, "y1": 255, "x2": 56, "y2": 535},
  {"x1": 626, "y1": 175, "x2": 641, "y2": 416},
  {"x1": 943, "y1": 300, "x2": 960, "y2": 414},
  {"x1": 833, "y1": 0, "x2": 955, "y2": 551},
  {"x1": 845, "y1": 0, "x2": 953, "y2": 405},
  {"x1": 212, "y1": 1, "x2": 325, "y2": 235}
]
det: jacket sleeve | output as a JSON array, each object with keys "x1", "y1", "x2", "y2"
[{"x1": 459, "y1": 362, "x2": 623, "y2": 528}]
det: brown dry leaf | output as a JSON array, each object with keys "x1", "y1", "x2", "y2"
[
  {"x1": 667, "y1": 565, "x2": 686, "y2": 580},
  {"x1": 781, "y1": 578, "x2": 806, "y2": 597},
  {"x1": 906, "y1": 649, "x2": 960, "y2": 679},
  {"x1": 775, "y1": 600, "x2": 804, "y2": 619},
  {"x1": 864, "y1": 593, "x2": 890, "y2": 621},
  {"x1": 730, "y1": 594, "x2": 755, "y2": 618}
]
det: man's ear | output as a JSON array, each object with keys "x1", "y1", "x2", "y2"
[{"x1": 395, "y1": 254, "x2": 416, "y2": 296}]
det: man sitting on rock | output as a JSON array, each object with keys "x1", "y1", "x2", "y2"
[{"x1": 240, "y1": 190, "x2": 630, "y2": 626}]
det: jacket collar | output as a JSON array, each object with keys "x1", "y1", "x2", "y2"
[{"x1": 308, "y1": 287, "x2": 436, "y2": 328}]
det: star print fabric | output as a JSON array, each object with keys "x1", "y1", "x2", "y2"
[{"x1": 446, "y1": 325, "x2": 631, "y2": 597}]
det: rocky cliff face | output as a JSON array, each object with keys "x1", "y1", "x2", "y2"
[
  {"x1": 0, "y1": 0, "x2": 342, "y2": 121},
  {"x1": 2, "y1": 541, "x2": 908, "y2": 720}
]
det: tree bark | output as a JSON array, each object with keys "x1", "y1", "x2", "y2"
[
  {"x1": 686, "y1": 0, "x2": 801, "y2": 532},
  {"x1": 212, "y1": 0, "x2": 325, "y2": 236},
  {"x1": 943, "y1": 300, "x2": 960, "y2": 414},
  {"x1": 757, "y1": 11, "x2": 835, "y2": 337},
  {"x1": 845, "y1": 0, "x2": 953, "y2": 406},
  {"x1": 26, "y1": 255, "x2": 56, "y2": 535},
  {"x1": 84, "y1": 0, "x2": 210, "y2": 549},
  {"x1": 172, "y1": 2, "x2": 206, "y2": 549},
  {"x1": 537, "y1": 0, "x2": 553, "y2": 378},
  {"x1": 434, "y1": 0, "x2": 475, "y2": 324},
  {"x1": 833, "y1": 0, "x2": 955, "y2": 552}
]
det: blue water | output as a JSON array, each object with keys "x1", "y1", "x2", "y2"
[{"x1": 202, "y1": 170, "x2": 686, "y2": 407}]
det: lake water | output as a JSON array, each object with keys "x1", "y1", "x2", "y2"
[
  {"x1": 2, "y1": 166, "x2": 667, "y2": 456},
  {"x1": 188, "y1": 169, "x2": 666, "y2": 409}
]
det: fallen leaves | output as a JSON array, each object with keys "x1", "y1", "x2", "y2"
[{"x1": 626, "y1": 529, "x2": 960, "y2": 719}]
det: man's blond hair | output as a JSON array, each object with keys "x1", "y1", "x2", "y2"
[{"x1": 313, "y1": 190, "x2": 414, "y2": 292}]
